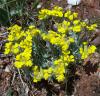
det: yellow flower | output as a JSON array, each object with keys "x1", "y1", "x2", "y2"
[
  {"x1": 8, "y1": 34, "x2": 14, "y2": 41},
  {"x1": 58, "y1": 27, "x2": 66, "y2": 34},
  {"x1": 69, "y1": 55, "x2": 74, "y2": 62},
  {"x1": 53, "y1": 6, "x2": 63, "y2": 11},
  {"x1": 63, "y1": 55, "x2": 68, "y2": 61},
  {"x1": 69, "y1": 37, "x2": 74, "y2": 43},
  {"x1": 88, "y1": 45, "x2": 96, "y2": 54},
  {"x1": 83, "y1": 42, "x2": 87, "y2": 45},
  {"x1": 4, "y1": 42, "x2": 12, "y2": 54},
  {"x1": 62, "y1": 44, "x2": 69, "y2": 51},
  {"x1": 79, "y1": 47, "x2": 83, "y2": 54},
  {"x1": 81, "y1": 22, "x2": 86, "y2": 27},
  {"x1": 68, "y1": 15, "x2": 74, "y2": 21},
  {"x1": 44, "y1": 73, "x2": 49, "y2": 80},
  {"x1": 8, "y1": 24, "x2": 21, "y2": 32},
  {"x1": 29, "y1": 25, "x2": 35, "y2": 29},
  {"x1": 48, "y1": 67, "x2": 53, "y2": 73},
  {"x1": 13, "y1": 48, "x2": 19, "y2": 54},
  {"x1": 81, "y1": 53, "x2": 88, "y2": 59},
  {"x1": 26, "y1": 60, "x2": 32, "y2": 67},
  {"x1": 63, "y1": 20, "x2": 70, "y2": 27},
  {"x1": 12, "y1": 43, "x2": 19, "y2": 54},
  {"x1": 33, "y1": 79, "x2": 38, "y2": 83},
  {"x1": 73, "y1": 20, "x2": 80, "y2": 25},
  {"x1": 4, "y1": 49, "x2": 11, "y2": 54},
  {"x1": 16, "y1": 54, "x2": 21, "y2": 60},
  {"x1": 33, "y1": 66, "x2": 38, "y2": 71},
  {"x1": 5, "y1": 42, "x2": 12, "y2": 49},
  {"x1": 73, "y1": 12, "x2": 78, "y2": 18},
  {"x1": 14, "y1": 61, "x2": 23, "y2": 68},
  {"x1": 38, "y1": 6, "x2": 63, "y2": 20},
  {"x1": 80, "y1": 44, "x2": 96, "y2": 59},
  {"x1": 86, "y1": 24, "x2": 97, "y2": 31},
  {"x1": 79, "y1": 44, "x2": 88, "y2": 59},
  {"x1": 64, "y1": 10, "x2": 71, "y2": 18},
  {"x1": 54, "y1": 59, "x2": 62, "y2": 65},
  {"x1": 50, "y1": 37, "x2": 57, "y2": 44},
  {"x1": 73, "y1": 25, "x2": 81, "y2": 32},
  {"x1": 56, "y1": 74, "x2": 65, "y2": 82}
]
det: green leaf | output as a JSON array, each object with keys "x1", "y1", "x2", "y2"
[
  {"x1": 0, "y1": 8, "x2": 10, "y2": 26},
  {"x1": 32, "y1": 0, "x2": 39, "y2": 9}
]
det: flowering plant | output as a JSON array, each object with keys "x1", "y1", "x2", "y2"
[{"x1": 4, "y1": 6, "x2": 97, "y2": 83}]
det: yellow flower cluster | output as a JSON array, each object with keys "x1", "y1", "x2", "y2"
[
  {"x1": 4, "y1": 25, "x2": 40, "y2": 68},
  {"x1": 32, "y1": 7, "x2": 97, "y2": 82},
  {"x1": 32, "y1": 66, "x2": 53, "y2": 82},
  {"x1": 31, "y1": 24, "x2": 75, "y2": 82},
  {"x1": 4, "y1": 25, "x2": 23, "y2": 55},
  {"x1": 32, "y1": 52, "x2": 74, "y2": 82},
  {"x1": 56, "y1": 20, "x2": 70, "y2": 34},
  {"x1": 32, "y1": 66, "x2": 43, "y2": 82},
  {"x1": 79, "y1": 42, "x2": 96, "y2": 59},
  {"x1": 54, "y1": 62, "x2": 65, "y2": 82},
  {"x1": 42, "y1": 30, "x2": 74, "y2": 51},
  {"x1": 86, "y1": 24, "x2": 97, "y2": 31},
  {"x1": 64, "y1": 10, "x2": 78, "y2": 20},
  {"x1": 38, "y1": 6, "x2": 63, "y2": 20},
  {"x1": 54, "y1": 52, "x2": 74, "y2": 81},
  {"x1": 64, "y1": 10, "x2": 84, "y2": 32},
  {"x1": 39, "y1": 7, "x2": 97, "y2": 33},
  {"x1": 40, "y1": 28, "x2": 75, "y2": 81},
  {"x1": 4, "y1": 6, "x2": 97, "y2": 83}
]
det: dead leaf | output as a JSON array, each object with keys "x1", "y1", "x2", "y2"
[
  {"x1": 91, "y1": 30, "x2": 100, "y2": 46},
  {"x1": 91, "y1": 36, "x2": 100, "y2": 46}
]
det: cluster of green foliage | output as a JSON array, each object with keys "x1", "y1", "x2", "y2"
[{"x1": 0, "y1": 0, "x2": 27, "y2": 26}]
